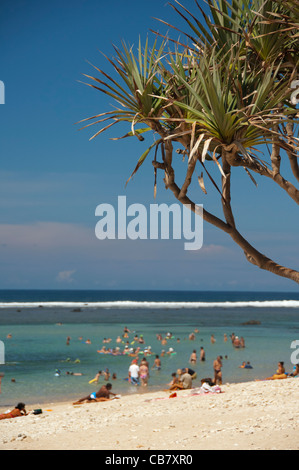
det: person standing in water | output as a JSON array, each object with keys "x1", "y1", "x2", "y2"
[
  {"x1": 200, "y1": 347, "x2": 206, "y2": 362},
  {"x1": 189, "y1": 350, "x2": 197, "y2": 364},
  {"x1": 213, "y1": 356, "x2": 223, "y2": 385}
]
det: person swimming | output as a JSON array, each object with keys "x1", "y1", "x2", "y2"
[{"x1": 239, "y1": 361, "x2": 253, "y2": 369}]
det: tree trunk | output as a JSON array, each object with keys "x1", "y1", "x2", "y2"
[
  {"x1": 227, "y1": 226, "x2": 299, "y2": 284},
  {"x1": 154, "y1": 140, "x2": 299, "y2": 285}
]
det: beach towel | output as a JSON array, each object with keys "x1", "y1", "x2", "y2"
[{"x1": 190, "y1": 383, "x2": 222, "y2": 395}]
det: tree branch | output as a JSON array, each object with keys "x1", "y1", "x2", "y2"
[
  {"x1": 221, "y1": 152, "x2": 236, "y2": 228},
  {"x1": 178, "y1": 153, "x2": 198, "y2": 199},
  {"x1": 286, "y1": 120, "x2": 299, "y2": 183},
  {"x1": 270, "y1": 123, "x2": 281, "y2": 176},
  {"x1": 224, "y1": 143, "x2": 299, "y2": 205},
  {"x1": 152, "y1": 140, "x2": 299, "y2": 285}
]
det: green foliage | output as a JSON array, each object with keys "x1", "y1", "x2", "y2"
[{"x1": 79, "y1": 0, "x2": 299, "y2": 180}]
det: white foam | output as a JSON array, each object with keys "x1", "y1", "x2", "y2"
[{"x1": 0, "y1": 300, "x2": 298, "y2": 309}]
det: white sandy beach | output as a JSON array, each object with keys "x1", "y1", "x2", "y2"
[{"x1": 0, "y1": 378, "x2": 298, "y2": 450}]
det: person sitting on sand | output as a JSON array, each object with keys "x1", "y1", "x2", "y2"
[
  {"x1": 73, "y1": 383, "x2": 117, "y2": 405},
  {"x1": 167, "y1": 373, "x2": 184, "y2": 391},
  {"x1": 0, "y1": 402, "x2": 27, "y2": 420},
  {"x1": 265, "y1": 362, "x2": 288, "y2": 380},
  {"x1": 177, "y1": 367, "x2": 197, "y2": 380},
  {"x1": 290, "y1": 364, "x2": 299, "y2": 377},
  {"x1": 168, "y1": 372, "x2": 179, "y2": 386},
  {"x1": 180, "y1": 368, "x2": 193, "y2": 389}
]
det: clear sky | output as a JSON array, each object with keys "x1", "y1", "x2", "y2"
[{"x1": 0, "y1": 0, "x2": 298, "y2": 292}]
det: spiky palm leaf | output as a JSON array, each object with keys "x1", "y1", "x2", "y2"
[
  {"x1": 79, "y1": 0, "x2": 299, "y2": 285},
  {"x1": 79, "y1": 0, "x2": 298, "y2": 182},
  {"x1": 78, "y1": 37, "x2": 167, "y2": 138},
  {"x1": 152, "y1": 47, "x2": 294, "y2": 161}
]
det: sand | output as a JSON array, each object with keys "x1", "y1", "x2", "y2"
[{"x1": 0, "y1": 379, "x2": 298, "y2": 451}]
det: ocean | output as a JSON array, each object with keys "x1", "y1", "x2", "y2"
[{"x1": 0, "y1": 289, "x2": 299, "y2": 406}]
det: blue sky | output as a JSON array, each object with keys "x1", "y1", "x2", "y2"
[{"x1": 0, "y1": 0, "x2": 298, "y2": 292}]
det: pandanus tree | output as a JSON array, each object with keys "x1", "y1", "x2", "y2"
[{"x1": 79, "y1": 0, "x2": 299, "y2": 284}]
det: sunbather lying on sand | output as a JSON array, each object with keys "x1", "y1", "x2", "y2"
[
  {"x1": 0, "y1": 402, "x2": 27, "y2": 420},
  {"x1": 73, "y1": 383, "x2": 118, "y2": 405}
]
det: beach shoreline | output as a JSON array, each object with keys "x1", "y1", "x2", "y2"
[{"x1": 1, "y1": 378, "x2": 298, "y2": 450}]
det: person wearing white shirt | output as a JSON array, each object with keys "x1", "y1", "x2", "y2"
[{"x1": 128, "y1": 359, "x2": 140, "y2": 385}]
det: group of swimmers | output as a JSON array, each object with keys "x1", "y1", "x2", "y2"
[
  {"x1": 62, "y1": 328, "x2": 299, "y2": 389},
  {"x1": 3, "y1": 327, "x2": 299, "y2": 415},
  {"x1": 66, "y1": 326, "x2": 249, "y2": 391}
]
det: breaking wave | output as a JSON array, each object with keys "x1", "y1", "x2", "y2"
[{"x1": 0, "y1": 300, "x2": 298, "y2": 309}]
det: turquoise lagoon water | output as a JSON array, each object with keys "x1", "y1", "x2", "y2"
[{"x1": 0, "y1": 289, "x2": 299, "y2": 406}]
